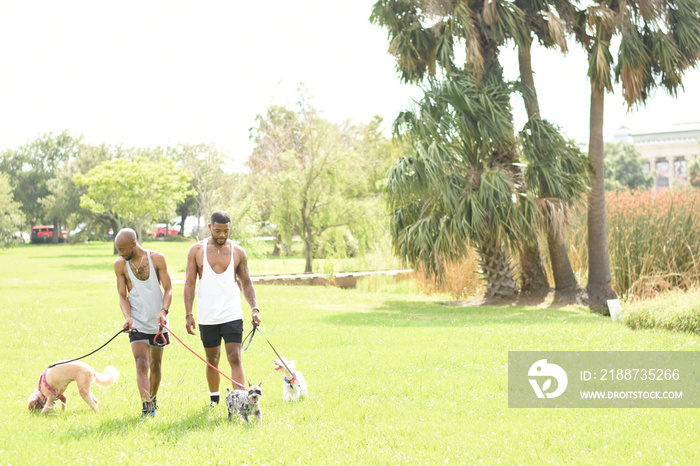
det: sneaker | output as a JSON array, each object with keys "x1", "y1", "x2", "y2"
[
  {"x1": 141, "y1": 401, "x2": 156, "y2": 417},
  {"x1": 208, "y1": 401, "x2": 218, "y2": 409}
]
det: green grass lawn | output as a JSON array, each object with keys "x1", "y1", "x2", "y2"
[{"x1": 1, "y1": 242, "x2": 698, "y2": 464}]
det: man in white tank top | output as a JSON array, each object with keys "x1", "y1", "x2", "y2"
[
  {"x1": 114, "y1": 228, "x2": 173, "y2": 417},
  {"x1": 184, "y1": 211, "x2": 262, "y2": 407}
]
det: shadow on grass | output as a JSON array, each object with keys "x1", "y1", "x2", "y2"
[
  {"x1": 322, "y1": 300, "x2": 605, "y2": 328},
  {"x1": 58, "y1": 406, "x2": 251, "y2": 442}
]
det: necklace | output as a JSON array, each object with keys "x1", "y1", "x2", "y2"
[
  {"x1": 130, "y1": 253, "x2": 146, "y2": 273},
  {"x1": 211, "y1": 238, "x2": 226, "y2": 254}
]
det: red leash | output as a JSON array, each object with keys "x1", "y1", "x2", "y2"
[{"x1": 163, "y1": 325, "x2": 245, "y2": 389}]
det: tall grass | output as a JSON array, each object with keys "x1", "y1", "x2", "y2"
[
  {"x1": 606, "y1": 187, "x2": 700, "y2": 299},
  {"x1": 528, "y1": 187, "x2": 700, "y2": 301}
]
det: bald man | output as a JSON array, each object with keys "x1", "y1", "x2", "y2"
[{"x1": 114, "y1": 228, "x2": 173, "y2": 417}]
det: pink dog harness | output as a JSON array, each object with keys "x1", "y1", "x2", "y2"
[{"x1": 35, "y1": 369, "x2": 66, "y2": 408}]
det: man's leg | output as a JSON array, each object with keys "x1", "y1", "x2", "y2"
[
  {"x1": 204, "y1": 345, "x2": 222, "y2": 399},
  {"x1": 131, "y1": 342, "x2": 152, "y2": 402},
  {"x1": 149, "y1": 346, "x2": 164, "y2": 400},
  {"x1": 225, "y1": 342, "x2": 245, "y2": 389}
]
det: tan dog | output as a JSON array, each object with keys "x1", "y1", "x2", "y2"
[{"x1": 27, "y1": 361, "x2": 119, "y2": 414}]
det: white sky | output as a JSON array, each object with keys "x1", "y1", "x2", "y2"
[{"x1": 1, "y1": 1, "x2": 699, "y2": 170}]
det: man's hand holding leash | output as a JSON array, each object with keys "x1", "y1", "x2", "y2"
[
  {"x1": 123, "y1": 316, "x2": 135, "y2": 333},
  {"x1": 252, "y1": 306, "x2": 261, "y2": 327},
  {"x1": 157, "y1": 308, "x2": 168, "y2": 328}
]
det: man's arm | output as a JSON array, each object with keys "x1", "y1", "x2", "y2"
[
  {"x1": 152, "y1": 252, "x2": 172, "y2": 327},
  {"x1": 235, "y1": 245, "x2": 261, "y2": 326},
  {"x1": 184, "y1": 243, "x2": 200, "y2": 334},
  {"x1": 114, "y1": 259, "x2": 134, "y2": 332}
]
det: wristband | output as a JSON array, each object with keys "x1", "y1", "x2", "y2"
[
  {"x1": 161, "y1": 307, "x2": 169, "y2": 315},
  {"x1": 251, "y1": 307, "x2": 260, "y2": 313}
]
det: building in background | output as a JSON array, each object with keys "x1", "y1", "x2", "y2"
[{"x1": 613, "y1": 123, "x2": 700, "y2": 190}]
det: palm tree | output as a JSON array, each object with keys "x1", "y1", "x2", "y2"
[
  {"x1": 574, "y1": 0, "x2": 700, "y2": 310},
  {"x1": 372, "y1": 0, "x2": 588, "y2": 297},
  {"x1": 510, "y1": 0, "x2": 593, "y2": 301},
  {"x1": 388, "y1": 73, "x2": 529, "y2": 297}
]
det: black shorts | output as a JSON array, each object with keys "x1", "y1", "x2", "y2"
[
  {"x1": 129, "y1": 330, "x2": 169, "y2": 348},
  {"x1": 199, "y1": 320, "x2": 243, "y2": 348}
]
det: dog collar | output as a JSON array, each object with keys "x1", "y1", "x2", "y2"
[
  {"x1": 284, "y1": 376, "x2": 297, "y2": 385},
  {"x1": 33, "y1": 391, "x2": 46, "y2": 408}
]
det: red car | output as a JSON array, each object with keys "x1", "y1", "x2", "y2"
[
  {"x1": 30, "y1": 225, "x2": 67, "y2": 243},
  {"x1": 153, "y1": 225, "x2": 180, "y2": 237}
]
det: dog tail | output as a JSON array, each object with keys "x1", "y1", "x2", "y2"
[{"x1": 94, "y1": 366, "x2": 119, "y2": 388}]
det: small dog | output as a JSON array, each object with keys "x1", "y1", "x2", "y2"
[
  {"x1": 273, "y1": 357, "x2": 308, "y2": 402},
  {"x1": 27, "y1": 361, "x2": 119, "y2": 414},
  {"x1": 225, "y1": 383, "x2": 263, "y2": 423}
]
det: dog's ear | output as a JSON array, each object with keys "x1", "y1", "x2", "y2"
[
  {"x1": 27, "y1": 392, "x2": 42, "y2": 411},
  {"x1": 258, "y1": 381, "x2": 262, "y2": 387},
  {"x1": 247, "y1": 381, "x2": 251, "y2": 387}
]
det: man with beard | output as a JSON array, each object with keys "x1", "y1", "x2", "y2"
[
  {"x1": 114, "y1": 228, "x2": 173, "y2": 416},
  {"x1": 184, "y1": 211, "x2": 262, "y2": 407}
]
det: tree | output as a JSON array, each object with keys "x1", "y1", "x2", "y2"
[
  {"x1": 372, "y1": 0, "x2": 548, "y2": 297},
  {"x1": 388, "y1": 73, "x2": 531, "y2": 298},
  {"x1": 248, "y1": 104, "x2": 379, "y2": 273},
  {"x1": 74, "y1": 157, "x2": 193, "y2": 246},
  {"x1": 41, "y1": 142, "x2": 117, "y2": 237},
  {"x1": 519, "y1": 118, "x2": 589, "y2": 300},
  {"x1": 604, "y1": 142, "x2": 654, "y2": 191},
  {"x1": 0, "y1": 131, "x2": 81, "y2": 241},
  {"x1": 0, "y1": 173, "x2": 24, "y2": 248},
  {"x1": 574, "y1": 0, "x2": 700, "y2": 309},
  {"x1": 371, "y1": 0, "x2": 595, "y2": 298},
  {"x1": 169, "y1": 144, "x2": 229, "y2": 238}
]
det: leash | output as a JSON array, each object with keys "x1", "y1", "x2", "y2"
[
  {"x1": 48, "y1": 328, "x2": 128, "y2": 368},
  {"x1": 248, "y1": 324, "x2": 297, "y2": 379},
  {"x1": 163, "y1": 325, "x2": 246, "y2": 389},
  {"x1": 154, "y1": 327, "x2": 168, "y2": 346},
  {"x1": 242, "y1": 326, "x2": 256, "y2": 351}
]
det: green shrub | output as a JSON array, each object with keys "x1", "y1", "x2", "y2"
[{"x1": 624, "y1": 288, "x2": 700, "y2": 334}]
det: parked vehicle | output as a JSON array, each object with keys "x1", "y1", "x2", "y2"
[
  {"x1": 30, "y1": 225, "x2": 67, "y2": 244},
  {"x1": 153, "y1": 224, "x2": 180, "y2": 237}
]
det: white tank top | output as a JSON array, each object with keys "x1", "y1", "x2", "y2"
[
  {"x1": 197, "y1": 239, "x2": 243, "y2": 325},
  {"x1": 126, "y1": 251, "x2": 164, "y2": 334}
]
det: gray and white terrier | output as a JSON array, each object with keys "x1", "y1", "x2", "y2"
[
  {"x1": 225, "y1": 382, "x2": 263, "y2": 423},
  {"x1": 273, "y1": 357, "x2": 308, "y2": 402}
]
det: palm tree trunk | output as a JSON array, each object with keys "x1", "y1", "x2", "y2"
[
  {"x1": 515, "y1": 40, "x2": 550, "y2": 294},
  {"x1": 518, "y1": 40, "x2": 581, "y2": 299},
  {"x1": 518, "y1": 41, "x2": 540, "y2": 118},
  {"x1": 519, "y1": 246, "x2": 550, "y2": 293},
  {"x1": 587, "y1": 84, "x2": 617, "y2": 311},
  {"x1": 547, "y1": 221, "x2": 579, "y2": 292},
  {"x1": 477, "y1": 239, "x2": 518, "y2": 298}
]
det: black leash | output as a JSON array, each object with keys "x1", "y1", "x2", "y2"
[
  {"x1": 242, "y1": 326, "x2": 256, "y2": 351},
  {"x1": 245, "y1": 324, "x2": 296, "y2": 377},
  {"x1": 48, "y1": 328, "x2": 128, "y2": 368}
]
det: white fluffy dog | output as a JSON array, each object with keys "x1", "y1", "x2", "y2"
[
  {"x1": 27, "y1": 361, "x2": 119, "y2": 414},
  {"x1": 273, "y1": 357, "x2": 308, "y2": 402}
]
